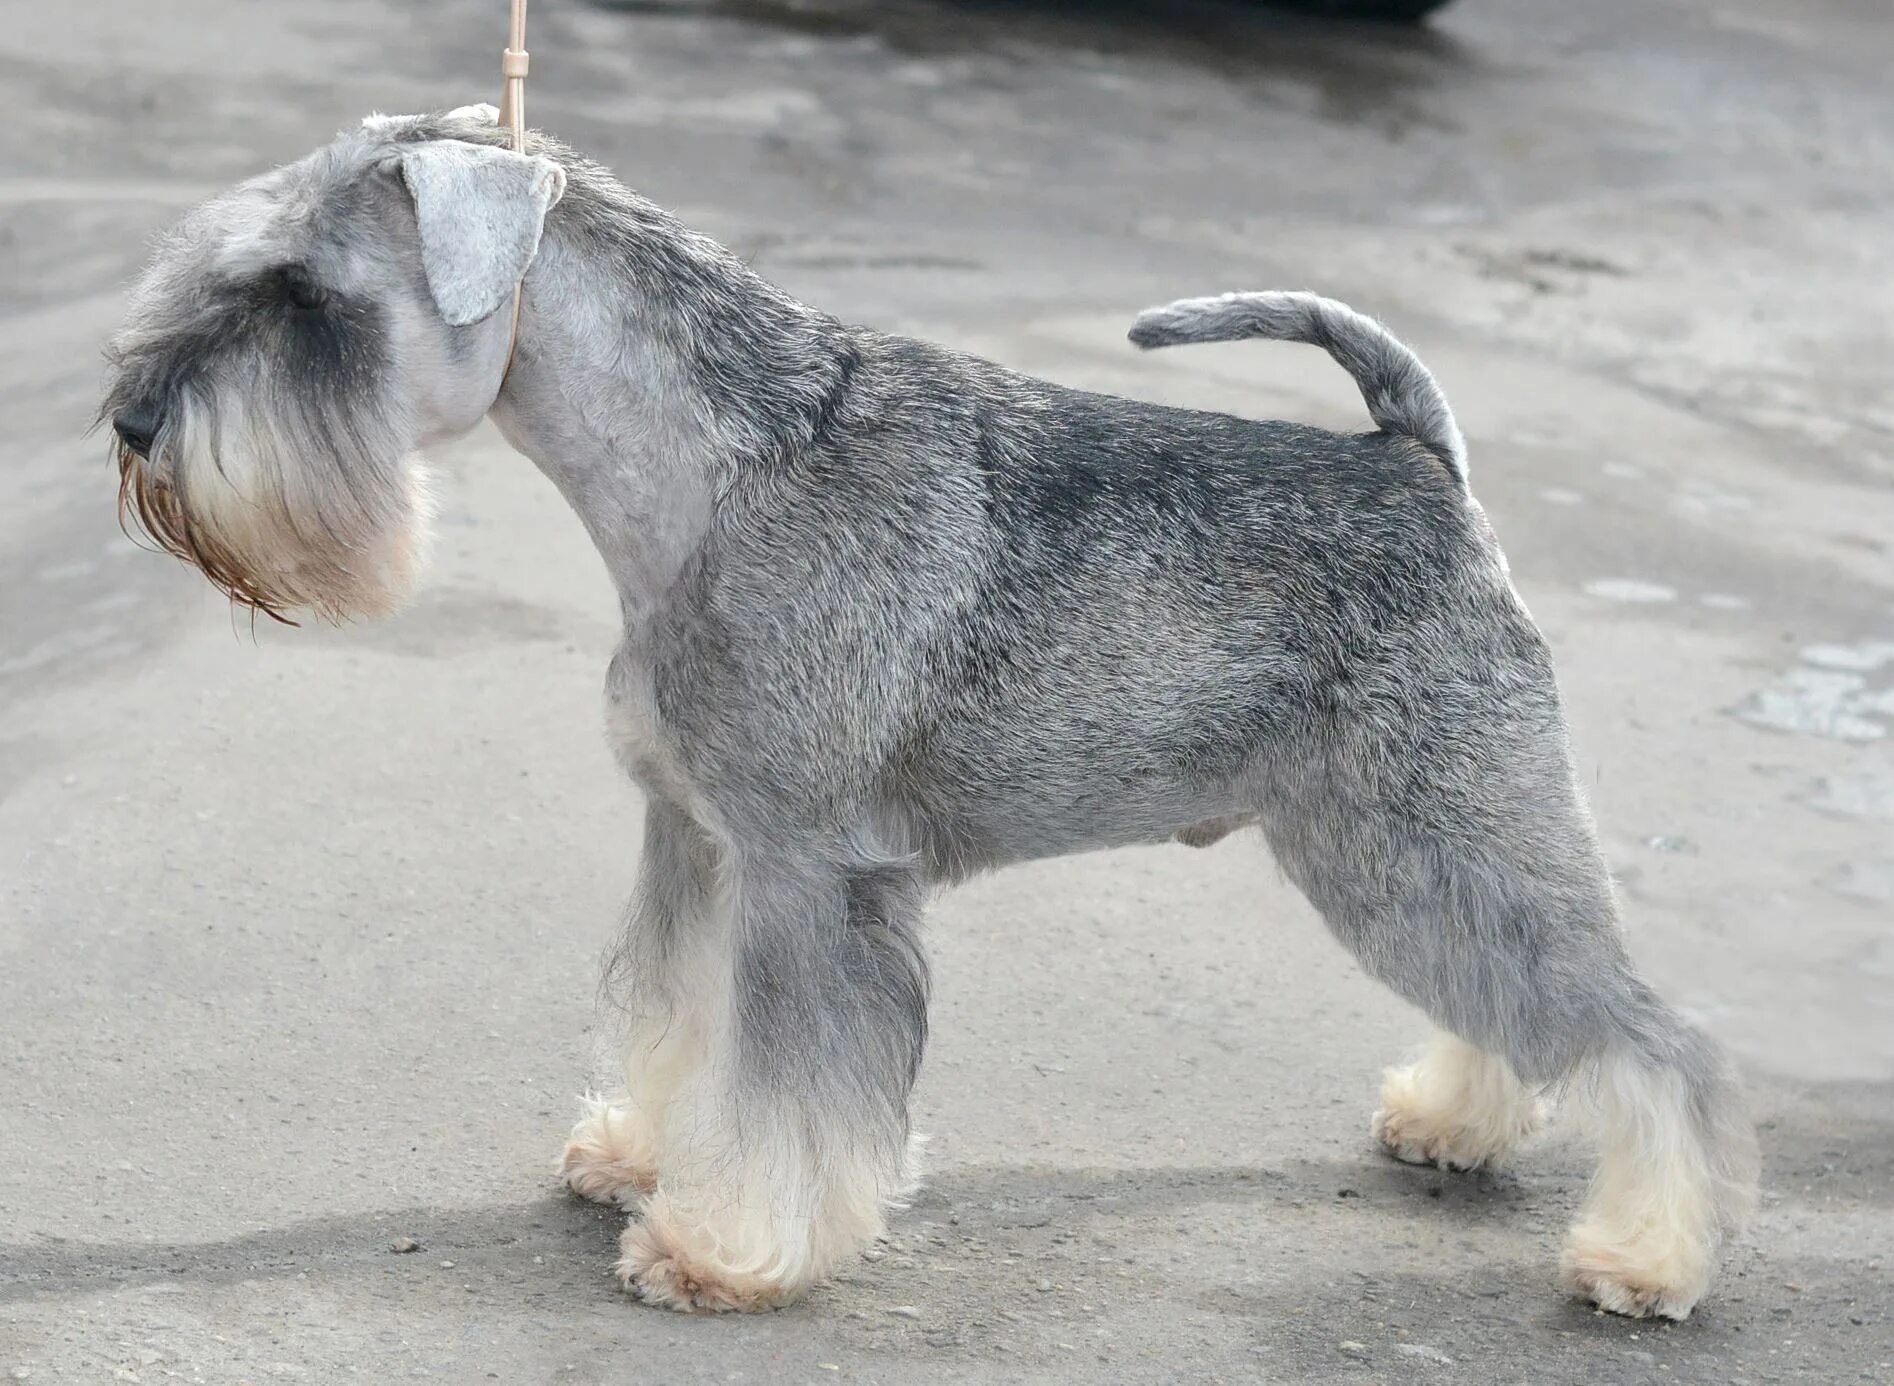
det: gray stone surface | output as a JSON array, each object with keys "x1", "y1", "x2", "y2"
[{"x1": 2, "y1": 0, "x2": 1889, "y2": 1380}]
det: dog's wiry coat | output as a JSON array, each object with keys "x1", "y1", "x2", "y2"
[{"x1": 103, "y1": 109, "x2": 1758, "y2": 1318}]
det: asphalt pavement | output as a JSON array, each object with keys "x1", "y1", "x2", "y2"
[{"x1": 2, "y1": 1, "x2": 1890, "y2": 1381}]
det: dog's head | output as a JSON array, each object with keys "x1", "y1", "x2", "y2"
[{"x1": 101, "y1": 108, "x2": 565, "y2": 621}]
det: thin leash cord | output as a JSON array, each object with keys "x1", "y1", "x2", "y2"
[{"x1": 498, "y1": 0, "x2": 529, "y2": 382}]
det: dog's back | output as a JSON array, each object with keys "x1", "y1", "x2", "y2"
[{"x1": 708, "y1": 323, "x2": 1519, "y2": 872}]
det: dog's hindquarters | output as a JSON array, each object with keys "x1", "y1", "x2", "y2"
[
  {"x1": 1119, "y1": 300, "x2": 1753, "y2": 1313},
  {"x1": 1255, "y1": 592, "x2": 1755, "y2": 1319}
]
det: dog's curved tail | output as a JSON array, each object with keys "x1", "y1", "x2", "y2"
[{"x1": 1128, "y1": 290, "x2": 1467, "y2": 485}]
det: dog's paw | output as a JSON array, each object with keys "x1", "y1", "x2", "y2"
[
  {"x1": 1372, "y1": 1062, "x2": 1548, "y2": 1172},
  {"x1": 445, "y1": 102, "x2": 500, "y2": 124},
  {"x1": 613, "y1": 1216, "x2": 789, "y2": 1313},
  {"x1": 1560, "y1": 1226, "x2": 1710, "y2": 1320},
  {"x1": 558, "y1": 1096, "x2": 658, "y2": 1206}
]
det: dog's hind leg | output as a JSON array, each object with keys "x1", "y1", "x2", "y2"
[
  {"x1": 561, "y1": 799, "x2": 720, "y2": 1207},
  {"x1": 1260, "y1": 650, "x2": 1756, "y2": 1319},
  {"x1": 614, "y1": 841, "x2": 928, "y2": 1312}
]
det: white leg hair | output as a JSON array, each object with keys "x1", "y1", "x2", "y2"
[
  {"x1": 1560, "y1": 1047, "x2": 1755, "y2": 1320},
  {"x1": 1373, "y1": 1031, "x2": 1753, "y2": 1318},
  {"x1": 607, "y1": 847, "x2": 929, "y2": 1312},
  {"x1": 571, "y1": 990, "x2": 909, "y2": 1289},
  {"x1": 616, "y1": 1057, "x2": 922, "y2": 1313},
  {"x1": 611, "y1": 949, "x2": 924, "y2": 1312},
  {"x1": 1373, "y1": 1028, "x2": 1550, "y2": 1171},
  {"x1": 561, "y1": 798, "x2": 721, "y2": 1210}
]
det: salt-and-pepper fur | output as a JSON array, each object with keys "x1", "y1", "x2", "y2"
[{"x1": 102, "y1": 109, "x2": 1758, "y2": 1318}]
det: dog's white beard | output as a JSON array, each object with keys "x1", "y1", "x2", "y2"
[{"x1": 126, "y1": 389, "x2": 434, "y2": 622}]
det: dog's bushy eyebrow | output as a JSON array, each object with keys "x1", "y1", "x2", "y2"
[
  {"x1": 258, "y1": 262, "x2": 329, "y2": 307},
  {"x1": 242, "y1": 262, "x2": 302, "y2": 295}
]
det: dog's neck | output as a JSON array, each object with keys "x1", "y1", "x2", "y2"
[{"x1": 487, "y1": 168, "x2": 853, "y2": 628}]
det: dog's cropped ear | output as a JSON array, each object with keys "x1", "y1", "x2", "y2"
[{"x1": 395, "y1": 141, "x2": 566, "y2": 326}]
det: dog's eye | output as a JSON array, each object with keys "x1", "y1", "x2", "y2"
[{"x1": 278, "y1": 265, "x2": 329, "y2": 311}]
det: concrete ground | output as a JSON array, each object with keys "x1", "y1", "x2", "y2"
[{"x1": 3, "y1": 0, "x2": 1891, "y2": 1380}]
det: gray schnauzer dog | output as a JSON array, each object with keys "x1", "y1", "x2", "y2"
[{"x1": 103, "y1": 107, "x2": 1757, "y2": 1318}]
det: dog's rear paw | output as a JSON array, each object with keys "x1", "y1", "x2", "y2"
[
  {"x1": 1372, "y1": 1058, "x2": 1547, "y2": 1172},
  {"x1": 1561, "y1": 1228, "x2": 1709, "y2": 1320},
  {"x1": 558, "y1": 1096, "x2": 658, "y2": 1206}
]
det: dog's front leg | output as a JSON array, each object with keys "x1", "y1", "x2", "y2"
[
  {"x1": 561, "y1": 799, "x2": 718, "y2": 1206},
  {"x1": 614, "y1": 846, "x2": 929, "y2": 1312}
]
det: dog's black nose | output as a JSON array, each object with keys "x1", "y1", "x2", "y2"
[{"x1": 112, "y1": 404, "x2": 162, "y2": 458}]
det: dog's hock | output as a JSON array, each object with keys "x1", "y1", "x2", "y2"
[{"x1": 396, "y1": 140, "x2": 567, "y2": 326}]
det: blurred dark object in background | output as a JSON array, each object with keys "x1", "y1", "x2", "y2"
[{"x1": 1262, "y1": 0, "x2": 1453, "y2": 23}]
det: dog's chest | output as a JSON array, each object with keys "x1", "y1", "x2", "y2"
[{"x1": 603, "y1": 644, "x2": 694, "y2": 804}]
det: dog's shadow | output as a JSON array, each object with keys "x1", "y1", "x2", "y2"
[
  {"x1": 0, "y1": 1159, "x2": 1480, "y2": 1305},
  {"x1": 8, "y1": 1095, "x2": 1888, "y2": 1309},
  {"x1": 0, "y1": 1192, "x2": 625, "y2": 1306},
  {"x1": 918, "y1": 1153, "x2": 1548, "y2": 1227}
]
